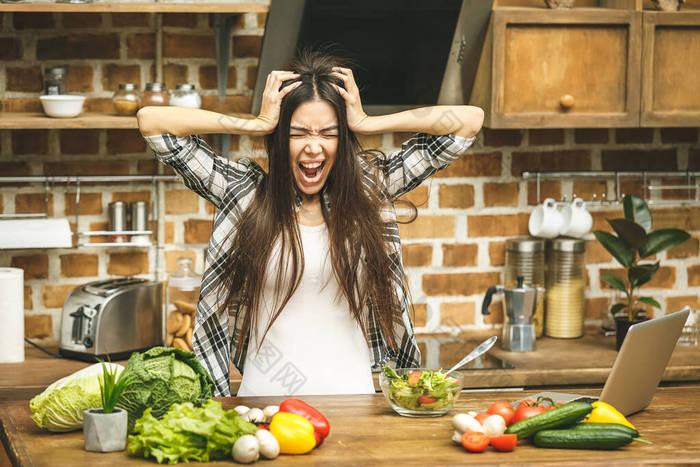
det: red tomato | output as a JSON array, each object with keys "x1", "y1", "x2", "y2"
[
  {"x1": 407, "y1": 370, "x2": 421, "y2": 387},
  {"x1": 417, "y1": 395, "x2": 437, "y2": 405},
  {"x1": 516, "y1": 399, "x2": 536, "y2": 410},
  {"x1": 474, "y1": 412, "x2": 491, "y2": 425},
  {"x1": 487, "y1": 401, "x2": 515, "y2": 426},
  {"x1": 489, "y1": 434, "x2": 517, "y2": 452},
  {"x1": 513, "y1": 405, "x2": 546, "y2": 423},
  {"x1": 461, "y1": 432, "x2": 489, "y2": 453}
]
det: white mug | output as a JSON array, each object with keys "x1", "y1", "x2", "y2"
[
  {"x1": 559, "y1": 198, "x2": 592, "y2": 238},
  {"x1": 528, "y1": 198, "x2": 564, "y2": 239}
]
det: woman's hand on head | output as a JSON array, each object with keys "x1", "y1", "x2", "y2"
[
  {"x1": 331, "y1": 67, "x2": 371, "y2": 133},
  {"x1": 256, "y1": 70, "x2": 301, "y2": 133}
]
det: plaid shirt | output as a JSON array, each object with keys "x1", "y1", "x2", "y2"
[{"x1": 145, "y1": 132, "x2": 475, "y2": 396}]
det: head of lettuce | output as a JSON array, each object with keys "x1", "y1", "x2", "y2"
[
  {"x1": 117, "y1": 347, "x2": 215, "y2": 432},
  {"x1": 29, "y1": 347, "x2": 215, "y2": 433},
  {"x1": 30, "y1": 362, "x2": 124, "y2": 432}
]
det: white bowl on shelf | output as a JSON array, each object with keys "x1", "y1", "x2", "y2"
[{"x1": 39, "y1": 95, "x2": 86, "y2": 118}]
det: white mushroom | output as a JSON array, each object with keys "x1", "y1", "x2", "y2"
[
  {"x1": 232, "y1": 434, "x2": 260, "y2": 464},
  {"x1": 243, "y1": 407, "x2": 265, "y2": 424},
  {"x1": 255, "y1": 429, "x2": 280, "y2": 459},
  {"x1": 451, "y1": 430, "x2": 463, "y2": 445},
  {"x1": 233, "y1": 405, "x2": 250, "y2": 417},
  {"x1": 452, "y1": 413, "x2": 485, "y2": 434},
  {"x1": 262, "y1": 405, "x2": 279, "y2": 422},
  {"x1": 482, "y1": 414, "x2": 507, "y2": 437}
]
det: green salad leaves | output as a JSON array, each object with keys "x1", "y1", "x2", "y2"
[
  {"x1": 128, "y1": 399, "x2": 257, "y2": 464},
  {"x1": 382, "y1": 366, "x2": 461, "y2": 411}
]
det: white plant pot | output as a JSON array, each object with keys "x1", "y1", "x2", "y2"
[{"x1": 83, "y1": 407, "x2": 128, "y2": 452}]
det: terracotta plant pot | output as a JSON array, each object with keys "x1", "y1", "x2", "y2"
[
  {"x1": 614, "y1": 316, "x2": 647, "y2": 350},
  {"x1": 83, "y1": 407, "x2": 128, "y2": 452}
]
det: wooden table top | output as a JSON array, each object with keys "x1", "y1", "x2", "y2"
[
  {"x1": 2, "y1": 385, "x2": 700, "y2": 466},
  {"x1": 3, "y1": 329, "x2": 699, "y2": 401}
]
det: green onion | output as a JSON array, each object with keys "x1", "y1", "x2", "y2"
[{"x1": 98, "y1": 360, "x2": 132, "y2": 414}]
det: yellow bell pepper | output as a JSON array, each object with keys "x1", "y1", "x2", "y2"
[
  {"x1": 269, "y1": 412, "x2": 317, "y2": 454},
  {"x1": 584, "y1": 401, "x2": 636, "y2": 430}
]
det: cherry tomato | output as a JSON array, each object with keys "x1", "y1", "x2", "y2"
[
  {"x1": 474, "y1": 412, "x2": 491, "y2": 425},
  {"x1": 461, "y1": 432, "x2": 489, "y2": 453},
  {"x1": 489, "y1": 434, "x2": 517, "y2": 452},
  {"x1": 417, "y1": 395, "x2": 437, "y2": 405},
  {"x1": 513, "y1": 405, "x2": 546, "y2": 423},
  {"x1": 407, "y1": 370, "x2": 421, "y2": 387},
  {"x1": 487, "y1": 401, "x2": 515, "y2": 426}
]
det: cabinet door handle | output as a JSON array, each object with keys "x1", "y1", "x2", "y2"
[{"x1": 560, "y1": 94, "x2": 575, "y2": 111}]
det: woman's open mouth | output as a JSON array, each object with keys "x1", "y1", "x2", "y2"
[{"x1": 298, "y1": 160, "x2": 326, "y2": 185}]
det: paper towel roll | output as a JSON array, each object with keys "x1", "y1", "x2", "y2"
[
  {"x1": 0, "y1": 218, "x2": 72, "y2": 249},
  {"x1": 0, "y1": 268, "x2": 24, "y2": 363}
]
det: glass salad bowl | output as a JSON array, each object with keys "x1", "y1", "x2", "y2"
[{"x1": 379, "y1": 367, "x2": 463, "y2": 417}]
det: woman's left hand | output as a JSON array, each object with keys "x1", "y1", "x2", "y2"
[{"x1": 331, "y1": 67, "x2": 371, "y2": 133}]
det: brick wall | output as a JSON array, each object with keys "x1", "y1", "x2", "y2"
[{"x1": 1, "y1": 10, "x2": 699, "y2": 344}]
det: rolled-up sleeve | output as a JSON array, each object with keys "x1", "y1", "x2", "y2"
[
  {"x1": 376, "y1": 133, "x2": 476, "y2": 199},
  {"x1": 144, "y1": 133, "x2": 260, "y2": 209}
]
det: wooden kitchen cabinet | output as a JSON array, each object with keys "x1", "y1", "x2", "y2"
[
  {"x1": 641, "y1": 10, "x2": 700, "y2": 127},
  {"x1": 471, "y1": 7, "x2": 643, "y2": 128}
]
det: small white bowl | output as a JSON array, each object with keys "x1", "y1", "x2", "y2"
[{"x1": 39, "y1": 95, "x2": 86, "y2": 118}]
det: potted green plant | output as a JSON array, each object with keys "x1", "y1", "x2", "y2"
[
  {"x1": 594, "y1": 195, "x2": 690, "y2": 349},
  {"x1": 83, "y1": 362, "x2": 132, "y2": 452}
]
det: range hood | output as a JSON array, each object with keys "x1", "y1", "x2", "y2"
[{"x1": 252, "y1": 0, "x2": 493, "y2": 115}]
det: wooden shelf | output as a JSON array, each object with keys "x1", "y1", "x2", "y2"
[
  {"x1": 0, "y1": 2, "x2": 268, "y2": 13},
  {"x1": 0, "y1": 112, "x2": 138, "y2": 129},
  {"x1": 0, "y1": 111, "x2": 255, "y2": 129}
]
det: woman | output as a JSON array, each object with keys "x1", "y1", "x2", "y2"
[{"x1": 138, "y1": 50, "x2": 484, "y2": 397}]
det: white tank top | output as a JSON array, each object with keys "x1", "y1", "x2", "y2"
[{"x1": 237, "y1": 222, "x2": 376, "y2": 396}]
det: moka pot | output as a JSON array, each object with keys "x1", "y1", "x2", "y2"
[{"x1": 482, "y1": 276, "x2": 541, "y2": 352}]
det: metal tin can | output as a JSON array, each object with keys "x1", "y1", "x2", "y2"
[
  {"x1": 545, "y1": 238, "x2": 586, "y2": 338},
  {"x1": 505, "y1": 237, "x2": 545, "y2": 337}
]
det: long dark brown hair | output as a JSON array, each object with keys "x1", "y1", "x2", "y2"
[{"x1": 219, "y1": 49, "x2": 411, "y2": 356}]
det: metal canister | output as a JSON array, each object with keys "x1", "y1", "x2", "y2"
[
  {"x1": 129, "y1": 201, "x2": 150, "y2": 245},
  {"x1": 545, "y1": 238, "x2": 586, "y2": 338},
  {"x1": 505, "y1": 237, "x2": 545, "y2": 337},
  {"x1": 108, "y1": 201, "x2": 128, "y2": 243},
  {"x1": 129, "y1": 201, "x2": 149, "y2": 231}
]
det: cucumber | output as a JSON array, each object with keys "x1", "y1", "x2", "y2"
[
  {"x1": 569, "y1": 422, "x2": 639, "y2": 438},
  {"x1": 505, "y1": 402, "x2": 593, "y2": 439},
  {"x1": 533, "y1": 428, "x2": 634, "y2": 450}
]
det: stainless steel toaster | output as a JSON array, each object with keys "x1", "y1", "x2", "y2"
[{"x1": 59, "y1": 277, "x2": 163, "y2": 361}]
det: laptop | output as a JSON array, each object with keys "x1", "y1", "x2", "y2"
[{"x1": 518, "y1": 309, "x2": 690, "y2": 416}]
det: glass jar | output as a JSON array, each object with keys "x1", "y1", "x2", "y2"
[
  {"x1": 170, "y1": 83, "x2": 202, "y2": 108},
  {"x1": 112, "y1": 83, "x2": 140, "y2": 116},
  {"x1": 545, "y1": 238, "x2": 586, "y2": 338},
  {"x1": 505, "y1": 237, "x2": 545, "y2": 337},
  {"x1": 140, "y1": 82, "x2": 169, "y2": 107},
  {"x1": 44, "y1": 67, "x2": 67, "y2": 95},
  {"x1": 165, "y1": 257, "x2": 201, "y2": 350}
]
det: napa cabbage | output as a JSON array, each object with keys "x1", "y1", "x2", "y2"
[{"x1": 29, "y1": 362, "x2": 124, "y2": 432}]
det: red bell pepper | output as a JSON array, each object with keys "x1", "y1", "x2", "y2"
[{"x1": 279, "y1": 398, "x2": 330, "y2": 447}]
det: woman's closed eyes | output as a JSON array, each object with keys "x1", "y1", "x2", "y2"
[{"x1": 290, "y1": 125, "x2": 338, "y2": 139}]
